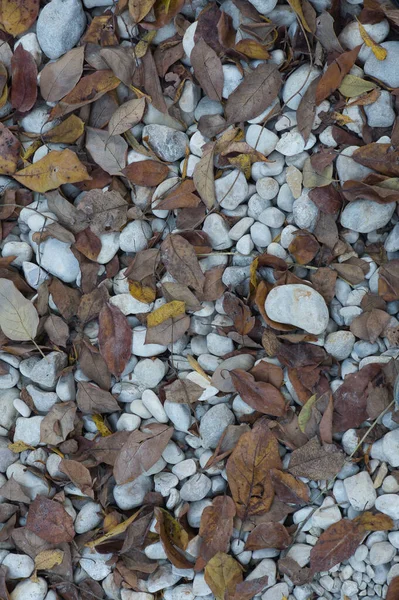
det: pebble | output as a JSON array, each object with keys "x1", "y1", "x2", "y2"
[
  {"x1": 142, "y1": 390, "x2": 168, "y2": 423},
  {"x1": 340, "y1": 200, "x2": 396, "y2": 234},
  {"x1": 287, "y1": 544, "x2": 312, "y2": 567},
  {"x1": 364, "y1": 42, "x2": 399, "y2": 88},
  {"x1": 132, "y1": 326, "x2": 167, "y2": 357},
  {"x1": 258, "y1": 207, "x2": 285, "y2": 228},
  {"x1": 203, "y1": 214, "x2": 233, "y2": 250},
  {"x1": 10, "y1": 577, "x2": 47, "y2": 600},
  {"x1": 14, "y1": 416, "x2": 44, "y2": 447},
  {"x1": 324, "y1": 331, "x2": 355, "y2": 360},
  {"x1": 381, "y1": 429, "x2": 399, "y2": 467},
  {"x1": 75, "y1": 502, "x2": 103, "y2": 534},
  {"x1": 375, "y1": 494, "x2": 399, "y2": 520},
  {"x1": 246, "y1": 125, "x2": 278, "y2": 156},
  {"x1": 215, "y1": 170, "x2": 248, "y2": 210},
  {"x1": 36, "y1": 238, "x2": 80, "y2": 283},
  {"x1": 120, "y1": 221, "x2": 152, "y2": 253},
  {"x1": 251, "y1": 222, "x2": 272, "y2": 247},
  {"x1": 364, "y1": 90, "x2": 395, "y2": 127},
  {"x1": 222, "y1": 64, "x2": 243, "y2": 98},
  {"x1": 312, "y1": 497, "x2": 342, "y2": 529},
  {"x1": 369, "y1": 542, "x2": 396, "y2": 566},
  {"x1": 147, "y1": 565, "x2": 182, "y2": 593},
  {"x1": 164, "y1": 401, "x2": 191, "y2": 432},
  {"x1": 113, "y1": 475, "x2": 152, "y2": 510},
  {"x1": 206, "y1": 333, "x2": 234, "y2": 357},
  {"x1": 28, "y1": 352, "x2": 68, "y2": 390},
  {"x1": 134, "y1": 359, "x2": 165, "y2": 389},
  {"x1": 142, "y1": 125, "x2": 188, "y2": 162},
  {"x1": 80, "y1": 548, "x2": 113, "y2": 580},
  {"x1": 282, "y1": 64, "x2": 320, "y2": 110},
  {"x1": 344, "y1": 471, "x2": 377, "y2": 511},
  {"x1": 0, "y1": 363, "x2": 19, "y2": 389},
  {"x1": 36, "y1": 0, "x2": 86, "y2": 59},
  {"x1": 264, "y1": 284, "x2": 329, "y2": 334},
  {"x1": 180, "y1": 473, "x2": 211, "y2": 501},
  {"x1": 3, "y1": 553, "x2": 35, "y2": 578},
  {"x1": 199, "y1": 404, "x2": 235, "y2": 449},
  {"x1": 26, "y1": 385, "x2": 58, "y2": 412},
  {"x1": 292, "y1": 193, "x2": 319, "y2": 231}
]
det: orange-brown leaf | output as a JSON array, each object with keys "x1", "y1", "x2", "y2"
[{"x1": 316, "y1": 46, "x2": 361, "y2": 104}]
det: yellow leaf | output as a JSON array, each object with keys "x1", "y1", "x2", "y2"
[
  {"x1": 235, "y1": 39, "x2": 270, "y2": 60},
  {"x1": 43, "y1": 115, "x2": 84, "y2": 144},
  {"x1": 129, "y1": 280, "x2": 156, "y2": 304},
  {"x1": 8, "y1": 440, "x2": 33, "y2": 453},
  {"x1": 147, "y1": 300, "x2": 185, "y2": 327},
  {"x1": 128, "y1": 0, "x2": 155, "y2": 22},
  {"x1": 13, "y1": 149, "x2": 91, "y2": 193},
  {"x1": 339, "y1": 74, "x2": 377, "y2": 98},
  {"x1": 357, "y1": 19, "x2": 387, "y2": 60},
  {"x1": 204, "y1": 552, "x2": 243, "y2": 600},
  {"x1": 331, "y1": 112, "x2": 354, "y2": 125},
  {"x1": 86, "y1": 507, "x2": 143, "y2": 548},
  {"x1": 0, "y1": 0, "x2": 39, "y2": 36},
  {"x1": 250, "y1": 257, "x2": 258, "y2": 295},
  {"x1": 354, "y1": 511, "x2": 393, "y2": 532},
  {"x1": 228, "y1": 154, "x2": 251, "y2": 179},
  {"x1": 298, "y1": 394, "x2": 318, "y2": 432},
  {"x1": 103, "y1": 512, "x2": 119, "y2": 532},
  {"x1": 287, "y1": 0, "x2": 312, "y2": 32},
  {"x1": 0, "y1": 83, "x2": 8, "y2": 109},
  {"x1": 35, "y1": 549, "x2": 64, "y2": 571},
  {"x1": 21, "y1": 139, "x2": 42, "y2": 162},
  {"x1": 92, "y1": 414, "x2": 112, "y2": 437},
  {"x1": 186, "y1": 354, "x2": 211, "y2": 382}
]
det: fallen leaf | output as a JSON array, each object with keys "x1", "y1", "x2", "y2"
[
  {"x1": 156, "y1": 179, "x2": 200, "y2": 210},
  {"x1": 59, "y1": 459, "x2": 93, "y2": 498},
  {"x1": 161, "y1": 234, "x2": 205, "y2": 292},
  {"x1": 288, "y1": 231, "x2": 320, "y2": 265},
  {"x1": 387, "y1": 576, "x2": 399, "y2": 600},
  {"x1": 77, "y1": 189, "x2": 128, "y2": 236},
  {"x1": 86, "y1": 127, "x2": 127, "y2": 175},
  {"x1": 0, "y1": 0, "x2": 39, "y2": 36},
  {"x1": 310, "y1": 268, "x2": 337, "y2": 304},
  {"x1": 164, "y1": 377, "x2": 203, "y2": 404},
  {"x1": 297, "y1": 76, "x2": 320, "y2": 144},
  {"x1": 227, "y1": 576, "x2": 270, "y2": 600},
  {"x1": 43, "y1": 314, "x2": 69, "y2": 347},
  {"x1": 145, "y1": 313, "x2": 190, "y2": 345},
  {"x1": 353, "y1": 144, "x2": 399, "y2": 177},
  {"x1": 298, "y1": 394, "x2": 318, "y2": 433},
  {"x1": 35, "y1": 549, "x2": 64, "y2": 572},
  {"x1": 350, "y1": 308, "x2": 391, "y2": 343},
  {"x1": 204, "y1": 552, "x2": 243, "y2": 600},
  {"x1": 338, "y1": 74, "x2": 377, "y2": 98},
  {"x1": 226, "y1": 418, "x2": 282, "y2": 520},
  {"x1": 108, "y1": 98, "x2": 146, "y2": 136},
  {"x1": 379, "y1": 260, "x2": 399, "y2": 301},
  {"x1": 100, "y1": 46, "x2": 136, "y2": 87},
  {"x1": 316, "y1": 46, "x2": 361, "y2": 104},
  {"x1": 50, "y1": 70, "x2": 120, "y2": 120},
  {"x1": 39, "y1": 46, "x2": 85, "y2": 103},
  {"x1": 128, "y1": 0, "x2": 155, "y2": 22},
  {"x1": 287, "y1": 0, "x2": 313, "y2": 32},
  {"x1": 76, "y1": 381, "x2": 120, "y2": 414},
  {"x1": 0, "y1": 278, "x2": 39, "y2": 341},
  {"x1": 270, "y1": 468, "x2": 310, "y2": 506},
  {"x1": 27, "y1": 497, "x2": 75, "y2": 543},
  {"x1": 122, "y1": 160, "x2": 169, "y2": 187},
  {"x1": 142, "y1": 0, "x2": 184, "y2": 29},
  {"x1": 91, "y1": 413, "x2": 112, "y2": 437},
  {"x1": 288, "y1": 436, "x2": 345, "y2": 480},
  {"x1": 342, "y1": 179, "x2": 399, "y2": 204},
  {"x1": 0, "y1": 123, "x2": 20, "y2": 175},
  {"x1": 191, "y1": 38, "x2": 223, "y2": 102},
  {"x1": 357, "y1": 19, "x2": 387, "y2": 60},
  {"x1": 196, "y1": 496, "x2": 236, "y2": 571},
  {"x1": 114, "y1": 423, "x2": 173, "y2": 484},
  {"x1": 225, "y1": 62, "x2": 282, "y2": 124},
  {"x1": 0, "y1": 476, "x2": 30, "y2": 503},
  {"x1": 223, "y1": 293, "x2": 255, "y2": 335},
  {"x1": 13, "y1": 149, "x2": 90, "y2": 193},
  {"x1": 86, "y1": 507, "x2": 143, "y2": 548},
  {"x1": 245, "y1": 523, "x2": 292, "y2": 551},
  {"x1": 11, "y1": 45, "x2": 37, "y2": 112},
  {"x1": 310, "y1": 519, "x2": 365, "y2": 573},
  {"x1": 234, "y1": 39, "x2": 270, "y2": 60},
  {"x1": 355, "y1": 511, "x2": 393, "y2": 532},
  {"x1": 231, "y1": 370, "x2": 286, "y2": 417},
  {"x1": 147, "y1": 301, "x2": 185, "y2": 327},
  {"x1": 193, "y1": 142, "x2": 216, "y2": 209},
  {"x1": 98, "y1": 303, "x2": 132, "y2": 377},
  {"x1": 40, "y1": 401, "x2": 76, "y2": 445},
  {"x1": 155, "y1": 508, "x2": 192, "y2": 569},
  {"x1": 43, "y1": 115, "x2": 84, "y2": 144},
  {"x1": 129, "y1": 280, "x2": 156, "y2": 304}
]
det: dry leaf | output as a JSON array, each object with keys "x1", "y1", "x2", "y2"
[
  {"x1": 86, "y1": 127, "x2": 127, "y2": 175},
  {"x1": 230, "y1": 370, "x2": 286, "y2": 417},
  {"x1": 226, "y1": 418, "x2": 282, "y2": 520},
  {"x1": 164, "y1": 378, "x2": 203, "y2": 404},
  {"x1": 350, "y1": 308, "x2": 391, "y2": 343},
  {"x1": 338, "y1": 74, "x2": 377, "y2": 98},
  {"x1": 147, "y1": 301, "x2": 185, "y2": 327},
  {"x1": 27, "y1": 497, "x2": 75, "y2": 543},
  {"x1": 310, "y1": 519, "x2": 365, "y2": 573},
  {"x1": 108, "y1": 98, "x2": 146, "y2": 136},
  {"x1": 288, "y1": 436, "x2": 345, "y2": 480},
  {"x1": 316, "y1": 46, "x2": 361, "y2": 104},
  {"x1": 40, "y1": 401, "x2": 76, "y2": 445},
  {"x1": 287, "y1": 0, "x2": 313, "y2": 32},
  {"x1": 357, "y1": 19, "x2": 387, "y2": 60},
  {"x1": 387, "y1": 576, "x2": 399, "y2": 600},
  {"x1": 145, "y1": 313, "x2": 190, "y2": 345},
  {"x1": 245, "y1": 523, "x2": 292, "y2": 551},
  {"x1": 353, "y1": 144, "x2": 399, "y2": 177},
  {"x1": 129, "y1": 0, "x2": 155, "y2": 22},
  {"x1": 98, "y1": 303, "x2": 132, "y2": 377},
  {"x1": 161, "y1": 234, "x2": 205, "y2": 292},
  {"x1": 0, "y1": 278, "x2": 39, "y2": 341},
  {"x1": 204, "y1": 552, "x2": 243, "y2": 600},
  {"x1": 193, "y1": 142, "x2": 216, "y2": 209},
  {"x1": 235, "y1": 39, "x2": 270, "y2": 60},
  {"x1": 191, "y1": 38, "x2": 223, "y2": 102},
  {"x1": 59, "y1": 459, "x2": 93, "y2": 498},
  {"x1": 196, "y1": 496, "x2": 236, "y2": 570},
  {"x1": 0, "y1": 0, "x2": 39, "y2": 35},
  {"x1": 77, "y1": 189, "x2": 128, "y2": 236},
  {"x1": 40, "y1": 46, "x2": 85, "y2": 103},
  {"x1": 155, "y1": 508, "x2": 192, "y2": 569},
  {"x1": 223, "y1": 293, "x2": 255, "y2": 336},
  {"x1": 379, "y1": 260, "x2": 399, "y2": 301},
  {"x1": 122, "y1": 160, "x2": 169, "y2": 186},
  {"x1": 0, "y1": 123, "x2": 20, "y2": 175},
  {"x1": 43, "y1": 314, "x2": 69, "y2": 347},
  {"x1": 11, "y1": 45, "x2": 37, "y2": 112},
  {"x1": 142, "y1": 0, "x2": 184, "y2": 29},
  {"x1": 43, "y1": 115, "x2": 84, "y2": 144},
  {"x1": 114, "y1": 423, "x2": 173, "y2": 484},
  {"x1": 76, "y1": 382, "x2": 120, "y2": 414},
  {"x1": 13, "y1": 149, "x2": 90, "y2": 193},
  {"x1": 297, "y1": 76, "x2": 319, "y2": 144},
  {"x1": 270, "y1": 468, "x2": 310, "y2": 506},
  {"x1": 35, "y1": 549, "x2": 64, "y2": 572}
]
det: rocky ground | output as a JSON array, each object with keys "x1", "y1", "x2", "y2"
[{"x1": 1, "y1": 0, "x2": 399, "y2": 599}]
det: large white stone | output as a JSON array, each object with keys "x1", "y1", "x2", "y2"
[
  {"x1": 265, "y1": 284, "x2": 329, "y2": 334},
  {"x1": 282, "y1": 64, "x2": 320, "y2": 110},
  {"x1": 340, "y1": 199, "x2": 395, "y2": 234},
  {"x1": 36, "y1": 238, "x2": 80, "y2": 283}
]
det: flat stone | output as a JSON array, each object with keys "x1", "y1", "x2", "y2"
[
  {"x1": 381, "y1": 429, "x2": 399, "y2": 467},
  {"x1": 147, "y1": 564, "x2": 182, "y2": 593},
  {"x1": 164, "y1": 400, "x2": 191, "y2": 432},
  {"x1": 287, "y1": 543, "x2": 312, "y2": 567},
  {"x1": 340, "y1": 199, "x2": 395, "y2": 234},
  {"x1": 113, "y1": 474, "x2": 152, "y2": 510},
  {"x1": 199, "y1": 404, "x2": 235, "y2": 449},
  {"x1": 344, "y1": 471, "x2": 377, "y2": 511},
  {"x1": 0, "y1": 363, "x2": 19, "y2": 389},
  {"x1": 3, "y1": 553, "x2": 34, "y2": 579},
  {"x1": 203, "y1": 214, "x2": 233, "y2": 250},
  {"x1": 364, "y1": 42, "x2": 399, "y2": 88},
  {"x1": 324, "y1": 331, "x2": 355, "y2": 360},
  {"x1": 180, "y1": 473, "x2": 212, "y2": 501},
  {"x1": 369, "y1": 541, "x2": 396, "y2": 566},
  {"x1": 36, "y1": 0, "x2": 86, "y2": 59},
  {"x1": 215, "y1": 170, "x2": 248, "y2": 210},
  {"x1": 265, "y1": 284, "x2": 329, "y2": 334},
  {"x1": 364, "y1": 90, "x2": 395, "y2": 127},
  {"x1": 134, "y1": 358, "x2": 165, "y2": 388},
  {"x1": 312, "y1": 497, "x2": 342, "y2": 529},
  {"x1": 80, "y1": 548, "x2": 113, "y2": 581},
  {"x1": 26, "y1": 384, "x2": 58, "y2": 412},
  {"x1": 142, "y1": 125, "x2": 188, "y2": 162},
  {"x1": 14, "y1": 416, "x2": 44, "y2": 447},
  {"x1": 246, "y1": 125, "x2": 278, "y2": 156}
]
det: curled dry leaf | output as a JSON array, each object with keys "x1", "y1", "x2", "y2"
[
  {"x1": 0, "y1": 278, "x2": 39, "y2": 342},
  {"x1": 353, "y1": 144, "x2": 399, "y2": 177},
  {"x1": 195, "y1": 496, "x2": 236, "y2": 571},
  {"x1": 77, "y1": 189, "x2": 128, "y2": 236},
  {"x1": 13, "y1": 149, "x2": 91, "y2": 193},
  {"x1": 223, "y1": 293, "x2": 255, "y2": 335},
  {"x1": 43, "y1": 114, "x2": 85, "y2": 145},
  {"x1": 270, "y1": 468, "x2": 310, "y2": 506},
  {"x1": 230, "y1": 369, "x2": 286, "y2": 417},
  {"x1": 26, "y1": 497, "x2": 75, "y2": 543},
  {"x1": 226, "y1": 418, "x2": 282, "y2": 520},
  {"x1": 350, "y1": 308, "x2": 391, "y2": 344},
  {"x1": 98, "y1": 303, "x2": 133, "y2": 377},
  {"x1": 155, "y1": 508, "x2": 192, "y2": 569}
]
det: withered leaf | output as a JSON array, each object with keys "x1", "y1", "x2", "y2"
[
  {"x1": 26, "y1": 496, "x2": 75, "y2": 543},
  {"x1": 225, "y1": 63, "x2": 282, "y2": 124},
  {"x1": 309, "y1": 184, "x2": 342, "y2": 215},
  {"x1": 77, "y1": 189, "x2": 128, "y2": 236},
  {"x1": 230, "y1": 370, "x2": 286, "y2": 417},
  {"x1": 78, "y1": 340, "x2": 111, "y2": 391},
  {"x1": 141, "y1": 48, "x2": 167, "y2": 113},
  {"x1": 270, "y1": 468, "x2": 310, "y2": 506},
  {"x1": 201, "y1": 265, "x2": 226, "y2": 301},
  {"x1": 288, "y1": 436, "x2": 345, "y2": 480},
  {"x1": 40, "y1": 46, "x2": 85, "y2": 103},
  {"x1": 288, "y1": 231, "x2": 320, "y2": 265},
  {"x1": 114, "y1": 423, "x2": 173, "y2": 484},
  {"x1": 156, "y1": 179, "x2": 200, "y2": 210},
  {"x1": 0, "y1": 0, "x2": 39, "y2": 36},
  {"x1": 43, "y1": 314, "x2": 69, "y2": 347},
  {"x1": 145, "y1": 313, "x2": 190, "y2": 345},
  {"x1": 161, "y1": 234, "x2": 205, "y2": 292},
  {"x1": 76, "y1": 381, "x2": 120, "y2": 414},
  {"x1": 98, "y1": 303, "x2": 132, "y2": 377},
  {"x1": 297, "y1": 76, "x2": 320, "y2": 144},
  {"x1": 245, "y1": 522, "x2": 292, "y2": 551},
  {"x1": 226, "y1": 418, "x2": 282, "y2": 520},
  {"x1": 310, "y1": 268, "x2": 337, "y2": 304},
  {"x1": 60, "y1": 459, "x2": 93, "y2": 498},
  {"x1": 310, "y1": 518, "x2": 365, "y2": 573},
  {"x1": 0, "y1": 475, "x2": 30, "y2": 503},
  {"x1": 122, "y1": 160, "x2": 169, "y2": 187},
  {"x1": 196, "y1": 496, "x2": 236, "y2": 570},
  {"x1": 155, "y1": 508, "x2": 192, "y2": 569},
  {"x1": 108, "y1": 98, "x2": 146, "y2": 137},
  {"x1": 353, "y1": 143, "x2": 399, "y2": 177},
  {"x1": 223, "y1": 293, "x2": 255, "y2": 336},
  {"x1": 100, "y1": 46, "x2": 136, "y2": 87},
  {"x1": 191, "y1": 38, "x2": 223, "y2": 102},
  {"x1": 342, "y1": 179, "x2": 399, "y2": 204},
  {"x1": 11, "y1": 43, "x2": 37, "y2": 113},
  {"x1": 40, "y1": 401, "x2": 76, "y2": 446},
  {"x1": 228, "y1": 576, "x2": 270, "y2": 600},
  {"x1": 204, "y1": 552, "x2": 243, "y2": 600},
  {"x1": 164, "y1": 378, "x2": 204, "y2": 404},
  {"x1": 86, "y1": 127, "x2": 127, "y2": 175},
  {"x1": 316, "y1": 46, "x2": 361, "y2": 104},
  {"x1": 387, "y1": 576, "x2": 399, "y2": 600},
  {"x1": 350, "y1": 308, "x2": 391, "y2": 344},
  {"x1": 0, "y1": 122, "x2": 20, "y2": 176},
  {"x1": 379, "y1": 260, "x2": 399, "y2": 301}
]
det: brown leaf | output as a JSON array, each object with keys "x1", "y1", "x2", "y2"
[
  {"x1": 156, "y1": 179, "x2": 200, "y2": 210},
  {"x1": 310, "y1": 518, "x2": 365, "y2": 574},
  {"x1": 245, "y1": 522, "x2": 291, "y2": 551},
  {"x1": 333, "y1": 363, "x2": 382, "y2": 432},
  {"x1": 162, "y1": 282, "x2": 201, "y2": 310},
  {"x1": 379, "y1": 260, "x2": 399, "y2": 301},
  {"x1": 26, "y1": 496, "x2": 75, "y2": 543},
  {"x1": 164, "y1": 377, "x2": 203, "y2": 404},
  {"x1": 270, "y1": 468, "x2": 310, "y2": 507},
  {"x1": 387, "y1": 576, "x2": 399, "y2": 600},
  {"x1": 77, "y1": 189, "x2": 128, "y2": 237},
  {"x1": 288, "y1": 231, "x2": 320, "y2": 265},
  {"x1": 98, "y1": 303, "x2": 132, "y2": 377},
  {"x1": 122, "y1": 160, "x2": 169, "y2": 187},
  {"x1": 316, "y1": 45, "x2": 361, "y2": 104},
  {"x1": 60, "y1": 459, "x2": 93, "y2": 499},
  {"x1": 43, "y1": 314, "x2": 69, "y2": 347},
  {"x1": 191, "y1": 38, "x2": 223, "y2": 102},
  {"x1": 342, "y1": 179, "x2": 399, "y2": 204},
  {"x1": 0, "y1": 0, "x2": 39, "y2": 36},
  {"x1": 145, "y1": 313, "x2": 190, "y2": 345},
  {"x1": 0, "y1": 475, "x2": 30, "y2": 503},
  {"x1": 161, "y1": 234, "x2": 205, "y2": 292},
  {"x1": 142, "y1": 0, "x2": 184, "y2": 29},
  {"x1": 0, "y1": 565, "x2": 10, "y2": 600},
  {"x1": 227, "y1": 576, "x2": 270, "y2": 600},
  {"x1": 204, "y1": 424, "x2": 251, "y2": 468},
  {"x1": 225, "y1": 62, "x2": 282, "y2": 124},
  {"x1": 309, "y1": 184, "x2": 343, "y2": 214},
  {"x1": 350, "y1": 308, "x2": 391, "y2": 343},
  {"x1": 297, "y1": 76, "x2": 320, "y2": 144},
  {"x1": 80, "y1": 431, "x2": 130, "y2": 467},
  {"x1": 77, "y1": 286, "x2": 109, "y2": 325},
  {"x1": 288, "y1": 436, "x2": 345, "y2": 480},
  {"x1": 78, "y1": 340, "x2": 111, "y2": 390},
  {"x1": 76, "y1": 381, "x2": 120, "y2": 414},
  {"x1": 332, "y1": 261, "x2": 367, "y2": 285},
  {"x1": 223, "y1": 293, "x2": 255, "y2": 335},
  {"x1": 355, "y1": 511, "x2": 394, "y2": 532},
  {"x1": 195, "y1": 496, "x2": 236, "y2": 570},
  {"x1": 204, "y1": 552, "x2": 243, "y2": 600},
  {"x1": 74, "y1": 227, "x2": 101, "y2": 261},
  {"x1": 353, "y1": 143, "x2": 399, "y2": 177},
  {"x1": 114, "y1": 423, "x2": 173, "y2": 484},
  {"x1": 40, "y1": 401, "x2": 77, "y2": 446},
  {"x1": 11, "y1": 43, "x2": 37, "y2": 112},
  {"x1": 0, "y1": 123, "x2": 20, "y2": 175},
  {"x1": 201, "y1": 265, "x2": 226, "y2": 301},
  {"x1": 226, "y1": 418, "x2": 282, "y2": 520},
  {"x1": 319, "y1": 392, "x2": 333, "y2": 445},
  {"x1": 155, "y1": 508, "x2": 192, "y2": 569},
  {"x1": 86, "y1": 127, "x2": 127, "y2": 175},
  {"x1": 108, "y1": 98, "x2": 146, "y2": 136},
  {"x1": 100, "y1": 46, "x2": 136, "y2": 87},
  {"x1": 141, "y1": 48, "x2": 167, "y2": 113},
  {"x1": 40, "y1": 46, "x2": 85, "y2": 102},
  {"x1": 46, "y1": 190, "x2": 88, "y2": 235},
  {"x1": 310, "y1": 268, "x2": 337, "y2": 304},
  {"x1": 250, "y1": 361, "x2": 284, "y2": 388},
  {"x1": 230, "y1": 370, "x2": 286, "y2": 417},
  {"x1": 315, "y1": 12, "x2": 343, "y2": 53}
]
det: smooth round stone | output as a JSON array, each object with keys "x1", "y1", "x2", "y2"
[
  {"x1": 364, "y1": 91, "x2": 395, "y2": 128},
  {"x1": 120, "y1": 221, "x2": 152, "y2": 253},
  {"x1": 251, "y1": 152, "x2": 285, "y2": 179},
  {"x1": 134, "y1": 358, "x2": 165, "y2": 388},
  {"x1": 164, "y1": 400, "x2": 191, "y2": 432},
  {"x1": 14, "y1": 416, "x2": 44, "y2": 447},
  {"x1": 339, "y1": 20, "x2": 389, "y2": 50},
  {"x1": 251, "y1": 222, "x2": 272, "y2": 247},
  {"x1": 385, "y1": 223, "x2": 399, "y2": 252},
  {"x1": 199, "y1": 404, "x2": 235, "y2": 449},
  {"x1": 142, "y1": 125, "x2": 188, "y2": 162},
  {"x1": 292, "y1": 193, "x2": 319, "y2": 231},
  {"x1": 336, "y1": 146, "x2": 374, "y2": 184},
  {"x1": 222, "y1": 64, "x2": 243, "y2": 98},
  {"x1": 206, "y1": 333, "x2": 234, "y2": 357},
  {"x1": 369, "y1": 542, "x2": 396, "y2": 566},
  {"x1": 275, "y1": 130, "x2": 305, "y2": 156},
  {"x1": 0, "y1": 363, "x2": 19, "y2": 389},
  {"x1": 29, "y1": 351, "x2": 68, "y2": 390},
  {"x1": 2, "y1": 241, "x2": 32, "y2": 267},
  {"x1": 246, "y1": 125, "x2": 278, "y2": 156},
  {"x1": 364, "y1": 42, "x2": 399, "y2": 88},
  {"x1": 142, "y1": 389, "x2": 168, "y2": 423},
  {"x1": 229, "y1": 217, "x2": 254, "y2": 241},
  {"x1": 80, "y1": 548, "x2": 113, "y2": 581},
  {"x1": 375, "y1": 494, "x2": 399, "y2": 520},
  {"x1": 236, "y1": 234, "x2": 254, "y2": 255},
  {"x1": 180, "y1": 473, "x2": 211, "y2": 501},
  {"x1": 22, "y1": 262, "x2": 49, "y2": 290},
  {"x1": 215, "y1": 170, "x2": 248, "y2": 210},
  {"x1": 265, "y1": 284, "x2": 329, "y2": 334},
  {"x1": 113, "y1": 475, "x2": 152, "y2": 510},
  {"x1": 256, "y1": 177, "x2": 279, "y2": 200},
  {"x1": 10, "y1": 577, "x2": 47, "y2": 600},
  {"x1": 3, "y1": 553, "x2": 34, "y2": 578},
  {"x1": 340, "y1": 199, "x2": 395, "y2": 234},
  {"x1": 36, "y1": 238, "x2": 80, "y2": 283},
  {"x1": 182, "y1": 21, "x2": 197, "y2": 59},
  {"x1": 116, "y1": 413, "x2": 141, "y2": 431},
  {"x1": 258, "y1": 207, "x2": 285, "y2": 228},
  {"x1": 109, "y1": 294, "x2": 152, "y2": 316},
  {"x1": 248, "y1": 0, "x2": 277, "y2": 13},
  {"x1": 194, "y1": 97, "x2": 224, "y2": 121},
  {"x1": 154, "y1": 472, "x2": 179, "y2": 496},
  {"x1": 36, "y1": 0, "x2": 86, "y2": 59},
  {"x1": 277, "y1": 184, "x2": 295, "y2": 212},
  {"x1": 325, "y1": 331, "x2": 355, "y2": 360},
  {"x1": 132, "y1": 326, "x2": 167, "y2": 357},
  {"x1": 282, "y1": 63, "x2": 320, "y2": 110},
  {"x1": 203, "y1": 214, "x2": 233, "y2": 250},
  {"x1": 381, "y1": 429, "x2": 399, "y2": 468},
  {"x1": 75, "y1": 502, "x2": 103, "y2": 534}
]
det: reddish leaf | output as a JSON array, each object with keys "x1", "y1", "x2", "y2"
[
  {"x1": 245, "y1": 523, "x2": 292, "y2": 551},
  {"x1": 288, "y1": 437, "x2": 345, "y2": 480},
  {"x1": 353, "y1": 143, "x2": 399, "y2": 176},
  {"x1": 122, "y1": 160, "x2": 169, "y2": 187},
  {"x1": 76, "y1": 381, "x2": 120, "y2": 414},
  {"x1": 59, "y1": 459, "x2": 93, "y2": 499},
  {"x1": 11, "y1": 45, "x2": 37, "y2": 113},
  {"x1": 196, "y1": 496, "x2": 236, "y2": 571},
  {"x1": 26, "y1": 497, "x2": 75, "y2": 543},
  {"x1": 191, "y1": 38, "x2": 223, "y2": 102},
  {"x1": 310, "y1": 519, "x2": 364, "y2": 574},
  {"x1": 315, "y1": 46, "x2": 361, "y2": 104},
  {"x1": 223, "y1": 293, "x2": 255, "y2": 336},
  {"x1": 161, "y1": 234, "x2": 205, "y2": 293},
  {"x1": 231, "y1": 369, "x2": 286, "y2": 417},
  {"x1": 98, "y1": 303, "x2": 133, "y2": 377},
  {"x1": 288, "y1": 231, "x2": 320, "y2": 265},
  {"x1": 350, "y1": 308, "x2": 391, "y2": 343},
  {"x1": 270, "y1": 468, "x2": 310, "y2": 506},
  {"x1": 379, "y1": 260, "x2": 399, "y2": 301},
  {"x1": 387, "y1": 576, "x2": 399, "y2": 600}
]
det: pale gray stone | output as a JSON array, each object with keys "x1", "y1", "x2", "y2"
[
  {"x1": 29, "y1": 352, "x2": 68, "y2": 391},
  {"x1": 364, "y1": 42, "x2": 399, "y2": 88},
  {"x1": 142, "y1": 125, "x2": 188, "y2": 162},
  {"x1": 199, "y1": 404, "x2": 235, "y2": 449},
  {"x1": 36, "y1": 0, "x2": 86, "y2": 59},
  {"x1": 340, "y1": 200, "x2": 395, "y2": 234},
  {"x1": 265, "y1": 284, "x2": 329, "y2": 334}
]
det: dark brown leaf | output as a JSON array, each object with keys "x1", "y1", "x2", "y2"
[
  {"x1": 98, "y1": 303, "x2": 132, "y2": 377},
  {"x1": 27, "y1": 497, "x2": 75, "y2": 543},
  {"x1": 379, "y1": 260, "x2": 399, "y2": 301},
  {"x1": 155, "y1": 508, "x2": 192, "y2": 569},
  {"x1": 201, "y1": 265, "x2": 226, "y2": 301},
  {"x1": 227, "y1": 576, "x2": 270, "y2": 600},
  {"x1": 60, "y1": 459, "x2": 93, "y2": 498},
  {"x1": 310, "y1": 268, "x2": 337, "y2": 304},
  {"x1": 40, "y1": 401, "x2": 77, "y2": 446},
  {"x1": 353, "y1": 144, "x2": 399, "y2": 176},
  {"x1": 122, "y1": 160, "x2": 169, "y2": 187},
  {"x1": 161, "y1": 234, "x2": 205, "y2": 292},
  {"x1": 309, "y1": 184, "x2": 343, "y2": 214},
  {"x1": 297, "y1": 76, "x2": 320, "y2": 144},
  {"x1": 196, "y1": 496, "x2": 236, "y2": 570},
  {"x1": 288, "y1": 436, "x2": 345, "y2": 480},
  {"x1": 316, "y1": 46, "x2": 361, "y2": 104},
  {"x1": 387, "y1": 576, "x2": 399, "y2": 600},
  {"x1": 0, "y1": 123, "x2": 20, "y2": 176},
  {"x1": 342, "y1": 179, "x2": 399, "y2": 204},
  {"x1": 191, "y1": 38, "x2": 223, "y2": 102},
  {"x1": 288, "y1": 231, "x2": 320, "y2": 264},
  {"x1": 11, "y1": 45, "x2": 37, "y2": 112},
  {"x1": 245, "y1": 522, "x2": 292, "y2": 551},
  {"x1": 270, "y1": 468, "x2": 310, "y2": 506},
  {"x1": 223, "y1": 293, "x2": 255, "y2": 335},
  {"x1": 78, "y1": 340, "x2": 111, "y2": 390},
  {"x1": 350, "y1": 309, "x2": 391, "y2": 343},
  {"x1": 310, "y1": 519, "x2": 364, "y2": 573},
  {"x1": 0, "y1": 476, "x2": 30, "y2": 503},
  {"x1": 76, "y1": 381, "x2": 120, "y2": 414},
  {"x1": 48, "y1": 279, "x2": 81, "y2": 322},
  {"x1": 230, "y1": 369, "x2": 286, "y2": 417}
]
